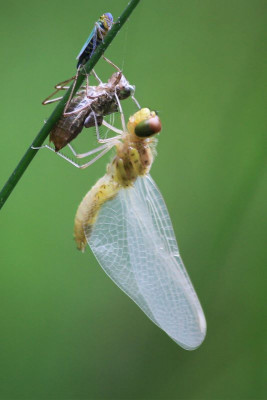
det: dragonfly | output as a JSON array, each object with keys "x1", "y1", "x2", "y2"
[
  {"x1": 36, "y1": 72, "x2": 139, "y2": 155},
  {"x1": 72, "y1": 105, "x2": 207, "y2": 350}
]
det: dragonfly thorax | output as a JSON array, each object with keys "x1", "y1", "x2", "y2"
[{"x1": 108, "y1": 141, "x2": 153, "y2": 187}]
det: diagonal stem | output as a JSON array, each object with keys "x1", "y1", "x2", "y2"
[{"x1": 0, "y1": 0, "x2": 141, "y2": 210}]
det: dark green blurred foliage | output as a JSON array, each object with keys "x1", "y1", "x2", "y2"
[{"x1": 0, "y1": 0, "x2": 266, "y2": 399}]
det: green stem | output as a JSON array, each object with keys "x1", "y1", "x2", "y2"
[{"x1": 0, "y1": 0, "x2": 141, "y2": 210}]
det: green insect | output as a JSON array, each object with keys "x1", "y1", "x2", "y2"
[
  {"x1": 76, "y1": 12, "x2": 113, "y2": 68},
  {"x1": 43, "y1": 12, "x2": 119, "y2": 112}
]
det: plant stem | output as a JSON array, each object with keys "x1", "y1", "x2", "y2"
[{"x1": 0, "y1": 0, "x2": 141, "y2": 210}]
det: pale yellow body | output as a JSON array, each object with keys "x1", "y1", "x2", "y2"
[{"x1": 74, "y1": 108, "x2": 158, "y2": 251}]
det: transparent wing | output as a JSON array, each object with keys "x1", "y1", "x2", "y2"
[
  {"x1": 86, "y1": 175, "x2": 206, "y2": 350},
  {"x1": 76, "y1": 26, "x2": 97, "y2": 61}
]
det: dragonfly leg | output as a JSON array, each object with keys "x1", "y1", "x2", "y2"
[
  {"x1": 91, "y1": 69, "x2": 103, "y2": 84},
  {"x1": 54, "y1": 76, "x2": 76, "y2": 89},
  {"x1": 93, "y1": 111, "x2": 123, "y2": 142},
  {"x1": 31, "y1": 143, "x2": 113, "y2": 169},
  {"x1": 31, "y1": 144, "x2": 81, "y2": 167},
  {"x1": 78, "y1": 145, "x2": 114, "y2": 169},
  {"x1": 32, "y1": 145, "x2": 52, "y2": 151},
  {"x1": 131, "y1": 95, "x2": 141, "y2": 109},
  {"x1": 63, "y1": 69, "x2": 80, "y2": 114},
  {"x1": 85, "y1": 72, "x2": 91, "y2": 98},
  {"x1": 42, "y1": 76, "x2": 76, "y2": 105},
  {"x1": 101, "y1": 120, "x2": 123, "y2": 135},
  {"x1": 32, "y1": 142, "x2": 106, "y2": 159},
  {"x1": 78, "y1": 66, "x2": 94, "y2": 99},
  {"x1": 43, "y1": 87, "x2": 85, "y2": 106},
  {"x1": 83, "y1": 69, "x2": 104, "y2": 99},
  {"x1": 55, "y1": 85, "x2": 70, "y2": 90},
  {"x1": 114, "y1": 91, "x2": 126, "y2": 131},
  {"x1": 42, "y1": 96, "x2": 64, "y2": 105},
  {"x1": 102, "y1": 56, "x2": 121, "y2": 72},
  {"x1": 68, "y1": 143, "x2": 111, "y2": 159}
]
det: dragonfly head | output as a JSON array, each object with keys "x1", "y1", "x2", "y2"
[
  {"x1": 117, "y1": 75, "x2": 135, "y2": 100},
  {"x1": 101, "y1": 13, "x2": 113, "y2": 30},
  {"x1": 128, "y1": 108, "x2": 162, "y2": 138},
  {"x1": 118, "y1": 85, "x2": 135, "y2": 100},
  {"x1": 108, "y1": 72, "x2": 135, "y2": 100}
]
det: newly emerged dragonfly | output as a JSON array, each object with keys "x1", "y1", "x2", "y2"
[
  {"x1": 73, "y1": 107, "x2": 206, "y2": 350},
  {"x1": 41, "y1": 72, "x2": 137, "y2": 152}
]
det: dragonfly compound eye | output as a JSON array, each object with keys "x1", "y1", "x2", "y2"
[{"x1": 134, "y1": 114, "x2": 162, "y2": 137}]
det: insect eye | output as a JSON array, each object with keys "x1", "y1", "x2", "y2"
[
  {"x1": 135, "y1": 115, "x2": 162, "y2": 137},
  {"x1": 118, "y1": 85, "x2": 135, "y2": 100},
  {"x1": 104, "y1": 13, "x2": 113, "y2": 21},
  {"x1": 103, "y1": 13, "x2": 113, "y2": 28}
]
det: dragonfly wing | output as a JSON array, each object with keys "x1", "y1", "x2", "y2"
[
  {"x1": 76, "y1": 26, "x2": 96, "y2": 61},
  {"x1": 86, "y1": 175, "x2": 206, "y2": 349}
]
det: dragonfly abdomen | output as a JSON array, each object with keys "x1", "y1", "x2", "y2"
[
  {"x1": 74, "y1": 175, "x2": 119, "y2": 251},
  {"x1": 50, "y1": 97, "x2": 91, "y2": 151}
]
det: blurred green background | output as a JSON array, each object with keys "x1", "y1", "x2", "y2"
[{"x1": 0, "y1": 0, "x2": 266, "y2": 399}]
